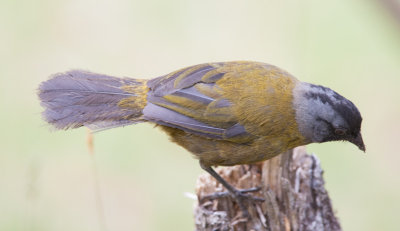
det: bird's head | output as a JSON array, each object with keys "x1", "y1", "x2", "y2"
[{"x1": 293, "y1": 82, "x2": 365, "y2": 151}]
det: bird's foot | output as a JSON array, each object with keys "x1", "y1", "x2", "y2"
[{"x1": 201, "y1": 187, "x2": 264, "y2": 217}]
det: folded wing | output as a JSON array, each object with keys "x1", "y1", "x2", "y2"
[{"x1": 143, "y1": 63, "x2": 253, "y2": 143}]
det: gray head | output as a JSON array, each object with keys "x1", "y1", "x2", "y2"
[{"x1": 293, "y1": 82, "x2": 365, "y2": 151}]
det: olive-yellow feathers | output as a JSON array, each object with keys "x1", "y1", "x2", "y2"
[
  {"x1": 39, "y1": 61, "x2": 365, "y2": 164},
  {"x1": 38, "y1": 61, "x2": 365, "y2": 167}
]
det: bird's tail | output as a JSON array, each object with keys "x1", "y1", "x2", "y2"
[{"x1": 38, "y1": 70, "x2": 148, "y2": 131}]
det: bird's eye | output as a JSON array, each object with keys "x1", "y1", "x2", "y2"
[{"x1": 334, "y1": 128, "x2": 347, "y2": 136}]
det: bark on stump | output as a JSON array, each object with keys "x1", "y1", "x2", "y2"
[{"x1": 194, "y1": 147, "x2": 342, "y2": 231}]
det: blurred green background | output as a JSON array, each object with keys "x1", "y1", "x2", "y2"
[{"x1": 1, "y1": 0, "x2": 399, "y2": 230}]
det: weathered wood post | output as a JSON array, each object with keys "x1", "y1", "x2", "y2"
[{"x1": 194, "y1": 147, "x2": 342, "y2": 231}]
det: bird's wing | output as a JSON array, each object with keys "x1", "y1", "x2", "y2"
[{"x1": 143, "y1": 62, "x2": 255, "y2": 143}]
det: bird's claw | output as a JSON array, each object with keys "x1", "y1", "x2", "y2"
[{"x1": 200, "y1": 186, "x2": 265, "y2": 217}]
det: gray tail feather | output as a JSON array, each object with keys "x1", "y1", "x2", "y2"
[{"x1": 38, "y1": 70, "x2": 145, "y2": 130}]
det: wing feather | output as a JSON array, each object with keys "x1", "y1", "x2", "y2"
[
  {"x1": 143, "y1": 103, "x2": 224, "y2": 138},
  {"x1": 144, "y1": 62, "x2": 253, "y2": 142}
]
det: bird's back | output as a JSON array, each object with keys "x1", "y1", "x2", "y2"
[{"x1": 143, "y1": 61, "x2": 308, "y2": 166}]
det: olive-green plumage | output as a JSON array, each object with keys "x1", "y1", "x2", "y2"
[
  {"x1": 144, "y1": 61, "x2": 307, "y2": 166},
  {"x1": 38, "y1": 61, "x2": 365, "y2": 168},
  {"x1": 38, "y1": 60, "x2": 365, "y2": 215}
]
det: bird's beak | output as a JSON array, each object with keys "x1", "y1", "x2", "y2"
[{"x1": 350, "y1": 133, "x2": 366, "y2": 152}]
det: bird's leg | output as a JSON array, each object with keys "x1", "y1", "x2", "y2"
[{"x1": 199, "y1": 163, "x2": 264, "y2": 217}]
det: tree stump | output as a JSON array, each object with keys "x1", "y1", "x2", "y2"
[{"x1": 194, "y1": 147, "x2": 342, "y2": 231}]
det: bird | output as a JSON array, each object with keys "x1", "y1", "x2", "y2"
[{"x1": 38, "y1": 61, "x2": 365, "y2": 215}]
